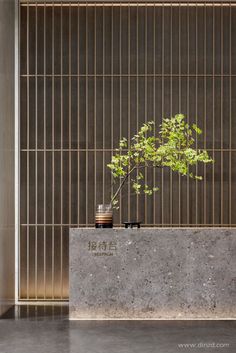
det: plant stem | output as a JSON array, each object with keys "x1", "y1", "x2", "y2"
[
  {"x1": 111, "y1": 166, "x2": 136, "y2": 204},
  {"x1": 111, "y1": 164, "x2": 162, "y2": 205}
]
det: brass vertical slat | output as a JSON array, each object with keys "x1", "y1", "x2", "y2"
[
  {"x1": 187, "y1": 2, "x2": 190, "y2": 224},
  {"x1": 119, "y1": 3, "x2": 122, "y2": 224},
  {"x1": 35, "y1": 1, "x2": 38, "y2": 299},
  {"x1": 153, "y1": 2, "x2": 156, "y2": 225},
  {"x1": 136, "y1": 2, "x2": 139, "y2": 220},
  {"x1": 178, "y1": 2, "x2": 181, "y2": 226},
  {"x1": 170, "y1": 2, "x2": 173, "y2": 225},
  {"x1": 229, "y1": 2, "x2": 232, "y2": 225},
  {"x1": 86, "y1": 4, "x2": 89, "y2": 224},
  {"x1": 111, "y1": 3, "x2": 114, "y2": 215},
  {"x1": 51, "y1": 2, "x2": 55, "y2": 299},
  {"x1": 203, "y1": 1, "x2": 206, "y2": 225},
  {"x1": 66, "y1": 2, "x2": 72, "y2": 296},
  {"x1": 128, "y1": 2, "x2": 131, "y2": 222},
  {"x1": 18, "y1": 0, "x2": 21, "y2": 304},
  {"x1": 144, "y1": 3, "x2": 147, "y2": 224},
  {"x1": 69, "y1": 3, "x2": 72, "y2": 230},
  {"x1": 195, "y1": 3, "x2": 198, "y2": 224},
  {"x1": 26, "y1": 1, "x2": 29, "y2": 299},
  {"x1": 43, "y1": 3, "x2": 46, "y2": 299},
  {"x1": 102, "y1": 4, "x2": 105, "y2": 206},
  {"x1": 77, "y1": 4, "x2": 80, "y2": 226},
  {"x1": 60, "y1": 3, "x2": 63, "y2": 299},
  {"x1": 161, "y1": 2, "x2": 164, "y2": 226},
  {"x1": 212, "y1": 4, "x2": 215, "y2": 226},
  {"x1": 94, "y1": 4, "x2": 96, "y2": 219},
  {"x1": 220, "y1": 3, "x2": 223, "y2": 224}
]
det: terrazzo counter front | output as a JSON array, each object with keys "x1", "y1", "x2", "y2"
[{"x1": 69, "y1": 229, "x2": 236, "y2": 320}]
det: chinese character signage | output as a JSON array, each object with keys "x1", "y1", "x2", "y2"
[{"x1": 88, "y1": 240, "x2": 118, "y2": 256}]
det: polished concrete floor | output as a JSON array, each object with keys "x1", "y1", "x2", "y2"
[{"x1": 0, "y1": 306, "x2": 235, "y2": 353}]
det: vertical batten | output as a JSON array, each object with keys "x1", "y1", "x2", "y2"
[
  {"x1": 16, "y1": 0, "x2": 20, "y2": 303},
  {"x1": 43, "y1": 3, "x2": 46, "y2": 299},
  {"x1": 212, "y1": 4, "x2": 215, "y2": 226},
  {"x1": 60, "y1": 3, "x2": 63, "y2": 299},
  {"x1": 144, "y1": 3, "x2": 147, "y2": 225},
  {"x1": 195, "y1": 3, "x2": 198, "y2": 224},
  {"x1": 111, "y1": 3, "x2": 114, "y2": 218},
  {"x1": 69, "y1": 3, "x2": 72, "y2": 231},
  {"x1": 51, "y1": 1, "x2": 55, "y2": 299},
  {"x1": 77, "y1": 4, "x2": 80, "y2": 226},
  {"x1": 94, "y1": 4, "x2": 96, "y2": 223},
  {"x1": 153, "y1": 2, "x2": 156, "y2": 225},
  {"x1": 178, "y1": 2, "x2": 181, "y2": 226},
  {"x1": 161, "y1": 2, "x2": 164, "y2": 226},
  {"x1": 128, "y1": 2, "x2": 131, "y2": 222},
  {"x1": 86, "y1": 4, "x2": 88, "y2": 224},
  {"x1": 102, "y1": 4, "x2": 105, "y2": 206},
  {"x1": 229, "y1": 2, "x2": 232, "y2": 225},
  {"x1": 136, "y1": 3, "x2": 139, "y2": 221},
  {"x1": 203, "y1": 1, "x2": 206, "y2": 225},
  {"x1": 35, "y1": 1, "x2": 38, "y2": 299},
  {"x1": 220, "y1": 4, "x2": 223, "y2": 225},
  {"x1": 186, "y1": 2, "x2": 190, "y2": 225},
  {"x1": 119, "y1": 3, "x2": 122, "y2": 224},
  {"x1": 170, "y1": 2, "x2": 173, "y2": 226},
  {"x1": 26, "y1": 1, "x2": 29, "y2": 299}
]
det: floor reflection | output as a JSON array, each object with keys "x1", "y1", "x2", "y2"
[{"x1": 0, "y1": 306, "x2": 235, "y2": 353}]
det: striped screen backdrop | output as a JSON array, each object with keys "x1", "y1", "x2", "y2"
[{"x1": 20, "y1": 0, "x2": 236, "y2": 299}]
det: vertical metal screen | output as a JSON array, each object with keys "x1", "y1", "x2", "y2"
[{"x1": 20, "y1": 1, "x2": 236, "y2": 300}]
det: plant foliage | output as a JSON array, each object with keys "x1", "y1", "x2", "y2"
[{"x1": 107, "y1": 114, "x2": 213, "y2": 208}]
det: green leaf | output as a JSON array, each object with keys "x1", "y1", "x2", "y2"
[
  {"x1": 192, "y1": 123, "x2": 202, "y2": 135},
  {"x1": 107, "y1": 163, "x2": 115, "y2": 170},
  {"x1": 107, "y1": 116, "x2": 214, "y2": 208}
]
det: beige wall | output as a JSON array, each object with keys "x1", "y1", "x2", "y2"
[{"x1": 0, "y1": 0, "x2": 15, "y2": 316}]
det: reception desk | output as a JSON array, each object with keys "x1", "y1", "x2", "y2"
[{"x1": 69, "y1": 228, "x2": 236, "y2": 320}]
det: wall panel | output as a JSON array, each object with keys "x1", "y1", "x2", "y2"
[{"x1": 20, "y1": 1, "x2": 236, "y2": 300}]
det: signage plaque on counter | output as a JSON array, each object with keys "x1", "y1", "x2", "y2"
[{"x1": 87, "y1": 240, "x2": 118, "y2": 257}]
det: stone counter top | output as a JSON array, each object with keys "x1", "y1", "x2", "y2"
[{"x1": 69, "y1": 228, "x2": 236, "y2": 320}]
